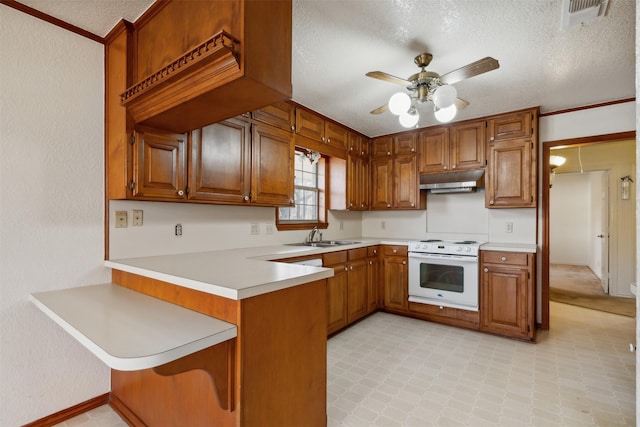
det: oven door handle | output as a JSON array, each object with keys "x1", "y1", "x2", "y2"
[{"x1": 408, "y1": 252, "x2": 478, "y2": 262}]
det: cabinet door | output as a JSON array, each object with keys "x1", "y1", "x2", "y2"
[
  {"x1": 252, "y1": 101, "x2": 295, "y2": 131},
  {"x1": 487, "y1": 111, "x2": 533, "y2": 143},
  {"x1": 370, "y1": 136, "x2": 394, "y2": 157},
  {"x1": 325, "y1": 121, "x2": 348, "y2": 150},
  {"x1": 251, "y1": 123, "x2": 294, "y2": 206},
  {"x1": 450, "y1": 120, "x2": 485, "y2": 171},
  {"x1": 189, "y1": 118, "x2": 251, "y2": 203},
  {"x1": 359, "y1": 158, "x2": 370, "y2": 210},
  {"x1": 393, "y1": 153, "x2": 418, "y2": 209},
  {"x1": 370, "y1": 156, "x2": 393, "y2": 209},
  {"x1": 327, "y1": 264, "x2": 348, "y2": 335},
  {"x1": 295, "y1": 108, "x2": 324, "y2": 141},
  {"x1": 367, "y1": 252, "x2": 380, "y2": 312},
  {"x1": 133, "y1": 127, "x2": 186, "y2": 200},
  {"x1": 394, "y1": 132, "x2": 417, "y2": 155},
  {"x1": 480, "y1": 263, "x2": 532, "y2": 340},
  {"x1": 486, "y1": 138, "x2": 535, "y2": 208},
  {"x1": 347, "y1": 259, "x2": 369, "y2": 323},
  {"x1": 418, "y1": 126, "x2": 450, "y2": 173},
  {"x1": 383, "y1": 256, "x2": 408, "y2": 311}
]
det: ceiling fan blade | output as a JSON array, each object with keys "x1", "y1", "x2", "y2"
[
  {"x1": 366, "y1": 71, "x2": 412, "y2": 86},
  {"x1": 439, "y1": 57, "x2": 499, "y2": 85},
  {"x1": 454, "y1": 98, "x2": 470, "y2": 109},
  {"x1": 370, "y1": 104, "x2": 388, "y2": 114}
]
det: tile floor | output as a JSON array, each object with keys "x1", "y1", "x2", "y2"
[{"x1": 56, "y1": 302, "x2": 635, "y2": 427}]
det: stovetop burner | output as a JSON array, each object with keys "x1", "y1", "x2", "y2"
[
  {"x1": 455, "y1": 240, "x2": 477, "y2": 244},
  {"x1": 409, "y1": 239, "x2": 485, "y2": 256},
  {"x1": 421, "y1": 239, "x2": 443, "y2": 243}
]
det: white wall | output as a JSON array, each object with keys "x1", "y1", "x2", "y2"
[{"x1": 0, "y1": 7, "x2": 111, "y2": 426}]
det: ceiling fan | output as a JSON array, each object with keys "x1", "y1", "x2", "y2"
[{"x1": 366, "y1": 53, "x2": 499, "y2": 127}]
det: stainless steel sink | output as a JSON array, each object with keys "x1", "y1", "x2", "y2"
[{"x1": 285, "y1": 240, "x2": 360, "y2": 248}]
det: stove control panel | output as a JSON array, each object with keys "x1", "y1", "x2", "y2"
[{"x1": 408, "y1": 240, "x2": 484, "y2": 256}]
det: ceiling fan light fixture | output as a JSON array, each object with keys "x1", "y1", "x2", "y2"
[
  {"x1": 388, "y1": 92, "x2": 411, "y2": 116},
  {"x1": 399, "y1": 107, "x2": 419, "y2": 128},
  {"x1": 434, "y1": 104, "x2": 457, "y2": 123},
  {"x1": 432, "y1": 84, "x2": 457, "y2": 109}
]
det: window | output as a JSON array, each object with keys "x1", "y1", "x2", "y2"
[{"x1": 276, "y1": 149, "x2": 327, "y2": 230}]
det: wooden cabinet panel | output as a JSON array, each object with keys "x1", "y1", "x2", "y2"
[
  {"x1": 367, "y1": 247, "x2": 380, "y2": 312},
  {"x1": 485, "y1": 138, "x2": 535, "y2": 208},
  {"x1": 418, "y1": 126, "x2": 449, "y2": 173},
  {"x1": 325, "y1": 121, "x2": 348, "y2": 150},
  {"x1": 480, "y1": 251, "x2": 535, "y2": 341},
  {"x1": 450, "y1": 120, "x2": 485, "y2": 171},
  {"x1": 393, "y1": 154, "x2": 418, "y2": 209},
  {"x1": 327, "y1": 264, "x2": 348, "y2": 335},
  {"x1": 133, "y1": 127, "x2": 187, "y2": 200},
  {"x1": 189, "y1": 118, "x2": 251, "y2": 203},
  {"x1": 487, "y1": 110, "x2": 533, "y2": 142},
  {"x1": 252, "y1": 102, "x2": 295, "y2": 131},
  {"x1": 383, "y1": 254, "x2": 408, "y2": 312},
  {"x1": 371, "y1": 136, "x2": 394, "y2": 157},
  {"x1": 295, "y1": 108, "x2": 325, "y2": 141},
  {"x1": 251, "y1": 123, "x2": 294, "y2": 206},
  {"x1": 347, "y1": 259, "x2": 368, "y2": 323},
  {"x1": 394, "y1": 133, "x2": 417, "y2": 155},
  {"x1": 370, "y1": 156, "x2": 394, "y2": 209}
]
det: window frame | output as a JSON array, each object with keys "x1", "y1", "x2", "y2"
[{"x1": 276, "y1": 149, "x2": 328, "y2": 231}]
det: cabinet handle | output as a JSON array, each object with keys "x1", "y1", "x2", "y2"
[
  {"x1": 373, "y1": 250, "x2": 377, "y2": 254},
  {"x1": 489, "y1": 200, "x2": 495, "y2": 205},
  {"x1": 484, "y1": 267, "x2": 489, "y2": 272},
  {"x1": 177, "y1": 190, "x2": 185, "y2": 196},
  {"x1": 350, "y1": 266, "x2": 353, "y2": 270},
  {"x1": 393, "y1": 249, "x2": 397, "y2": 253},
  {"x1": 243, "y1": 195, "x2": 250, "y2": 201},
  {"x1": 290, "y1": 199, "x2": 294, "y2": 204},
  {"x1": 327, "y1": 138, "x2": 331, "y2": 143},
  {"x1": 387, "y1": 152, "x2": 391, "y2": 156},
  {"x1": 291, "y1": 125, "x2": 296, "y2": 131},
  {"x1": 490, "y1": 136, "x2": 494, "y2": 141},
  {"x1": 452, "y1": 164, "x2": 457, "y2": 169},
  {"x1": 344, "y1": 266, "x2": 348, "y2": 271},
  {"x1": 387, "y1": 204, "x2": 391, "y2": 208},
  {"x1": 402, "y1": 261, "x2": 407, "y2": 265},
  {"x1": 411, "y1": 203, "x2": 415, "y2": 207},
  {"x1": 322, "y1": 137, "x2": 326, "y2": 142},
  {"x1": 411, "y1": 148, "x2": 415, "y2": 152},
  {"x1": 501, "y1": 256, "x2": 507, "y2": 262},
  {"x1": 444, "y1": 166, "x2": 448, "y2": 170}
]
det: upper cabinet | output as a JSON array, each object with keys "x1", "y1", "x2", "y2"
[
  {"x1": 115, "y1": 0, "x2": 292, "y2": 133},
  {"x1": 485, "y1": 108, "x2": 538, "y2": 208},
  {"x1": 418, "y1": 119, "x2": 485, "y2": 173},
  {"x1": 294, "y1": 107, "x2": 348, "y2": 154}
]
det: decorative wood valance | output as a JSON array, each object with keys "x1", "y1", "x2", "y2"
[{"x1": 120, "y1": 30, "x2": 240, "y2": 106}]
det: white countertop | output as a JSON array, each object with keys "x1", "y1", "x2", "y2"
[
  {"x1": 31, "y1": 283, "x2": 237, "y2": 371},
  {"x1": 105, "y1": 238, "x2": 407, "y2": 300},
  {"x1": 480, "y1": 242, "x2": 537, "y2": 253}
]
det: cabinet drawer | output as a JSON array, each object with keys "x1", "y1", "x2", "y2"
[
  {"x1": 367, "y1": 246, "x2": 380, "y2": 257},
  {"x1": 382, "y1": 245, "x2": 408, "y2": 256},
  {"x1": 482, "y1": 251, "x2": 529, "y2": 266},
  {"x1": 348, "y1": 248, "x2": 367, "y2": 261},
  {"x1": 323, "y1": 250, "x2": 347, "y2": 266}
]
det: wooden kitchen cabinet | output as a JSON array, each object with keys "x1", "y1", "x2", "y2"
[
  {"x1": 485, "y1": 107, "x2": 538, "y2": 208},
  {"x1": 480, "y1": 250, "x2": 536, "y2": 341},
  {"x1": 294, "y1": 107, "x2": 348, "y2": 150},
  {"x1": 370, "y1": 134, "x2": 424, "y2": 210},
  {"x1": 346, "y1": 133, "x2": 370, "y2": 210},
  {"x1": 252, "y1": 101, "x2": 295, "y2": 132},
  {"x1": 188, "y1": 117, "x2": 251, "y2": 203},
  {"x1": 346, "y1": 248, "x2": 369, "y2": 324},
  {"x1": 131, "y1": 126, "x2": 187, "y2": 200},
  {"x1": 367, "y1": 246, "x2": 381, "y2": 312},
  {"x1": 418, "y1": 119, "x2": 485, "y2": 173},
  {"x1": 382, "y1": 245, "x2": 409, "y2": 312},
  {"x1": 323, "y1": 251, "x2": 348, "y2": 335}
]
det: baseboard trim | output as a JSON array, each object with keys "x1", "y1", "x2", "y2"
[
  {"x1": 22, "y1": 393, "x2": 110, "y2": 427},
  {"x1": 109, "y1": 393, "x2": 146, "y2": 426}
]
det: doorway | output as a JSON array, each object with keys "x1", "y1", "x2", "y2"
[{"x1": 541, "y1": 131, "x2": 636, "y2": 329}]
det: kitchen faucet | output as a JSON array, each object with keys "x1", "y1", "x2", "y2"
[{"x1": 307, "y1": 226, "x2": 319, "y2": 243}]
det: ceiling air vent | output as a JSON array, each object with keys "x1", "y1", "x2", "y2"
[{"x1": 562, "y1": 0, "x2": 609, "y2": 29}]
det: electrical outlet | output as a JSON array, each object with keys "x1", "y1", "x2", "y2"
[
  {"x1": 115, "y1": 211, "x2": 127, "y2": 228},
  {"x1": 381, "y1": 221, "x2": 386, "y2": 230},
  {"x1": 175, "y1": 224, "x2": 182, "y2": 236},
  {"x1": 250, "y1": 223, "x2": 260, "y2": 235},
  {"x1": 339, "y1": 221, "x2": 344, "y2": 230},
  {"x1": 132, "y1": 210, "x2": 143, "y2": 226},
  {"x1": 265, "y1": 224, "x2": 274, "y2": 235},
  {"x1": 505, "y1": 222, "x2": 513, "y2": 233}
]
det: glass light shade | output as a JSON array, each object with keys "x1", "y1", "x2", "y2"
[
  {"x1": 434, "y1": 104, "x2": 457, "y2": 123},
  {"x1": 388, "y1": 92, "x2": 411, "y2": 116},
  {"x1": 399, "y1": 108, "x2": 419, "y2": 128},
  {"x1": 432, "y1": 85, "x2": 457, "y2": 109},
  {"x1": 549, "y1": 155, "x2": 566, "y2": 169}
]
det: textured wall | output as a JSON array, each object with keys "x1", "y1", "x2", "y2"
[{"x1": 0, "y1": 7, "x2": 111, "y2": 426}]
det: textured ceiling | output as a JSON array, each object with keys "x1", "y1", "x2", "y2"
[{"x1": 15, "y1": 0, "x2": 636, "y2": 137}]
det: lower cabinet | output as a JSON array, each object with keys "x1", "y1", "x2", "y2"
[
  {"x1": 367, "y1": 246, "x2": 380, "y2": 312},
  {"x1": 346, "y1": 249, "x2": 368, "y2": 324},
  {"x1": 382, "y1": 245, "x2": 409, "y2": 313},
  {"x1": 324, "y1": 251, "x2": 348, "y2": 335},
  {"x1": 480, "y1": 250, "x2": 536, "y2": 341}
]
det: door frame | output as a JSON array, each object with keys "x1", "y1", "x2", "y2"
[{"x1": 541, "y1": 131, "x2": 635, "y2": 329}]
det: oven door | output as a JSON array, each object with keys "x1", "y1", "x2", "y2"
[{"x1": 408, "y1": 252, "x2": 479, "y2": 311}]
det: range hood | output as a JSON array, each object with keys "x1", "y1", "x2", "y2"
[{"x1": 419, "y1": 169, "x2": 485, "y2": 193}]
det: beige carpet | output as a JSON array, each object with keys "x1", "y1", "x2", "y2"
[{"x1": 550, "y1": 264, "x2": 636, "y2": 318}]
